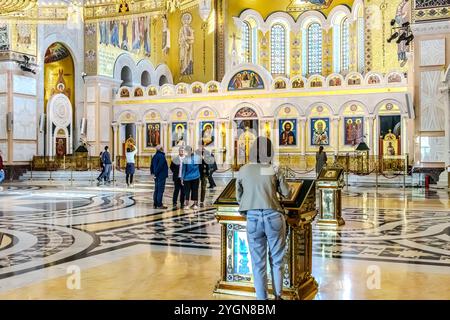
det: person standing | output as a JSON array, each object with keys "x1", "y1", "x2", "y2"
[
  {"x1": 150, "y1": 145, "x2": 168, "y2": 209},
  {"x1": 196, "y1": 143, "x2": 211, "y2": 208},
  {"x1": 170, "y1": 147, "x2": 185, "y2": 209},
  {"x1": 97, "y1": 151, "x2": 104, "y2": 183},
  {"x1": 315, "y1": 145, "x2": 328, "y2": 177},
  {"x1": 125, "y1": 143, "x2": 137, "y2": 187},
  {"x1": 98, "y1": 146, "x2": 112, "y2": 185},
  {"x1": 208, "y1": 152, "x2": 218, "y2": 189},
  {"x1": 236, "y1": 136, "x2": 291, "y2": 300},
  {"x1": 0, "y1": 149, "x2": 5, "y2": 184},
  {"x1": 181, "y1": 146, "x2": 200, "y2": 210}
]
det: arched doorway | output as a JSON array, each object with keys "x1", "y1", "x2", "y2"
[
  {"x1": 159, "y1": 75, "x2": 168, "y2": 86},
  {"x1": 141, "y1": 71, "x2": 151, "y2": 87},
  {"x1": 233, "y1": 106, "x2": 259, "y2": 166},
  {"x1": 121, "y1": 66, "x2": 133, "y2": 87},
  {"x1": 44, "y1": 42, "x2": 74, "y2": 156}
]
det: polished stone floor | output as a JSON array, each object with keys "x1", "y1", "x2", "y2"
[{"x1": 0, "y1": 179, "x2": 449, "y2": 300}]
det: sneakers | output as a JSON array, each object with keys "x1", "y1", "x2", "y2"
[
  {"x1": 190, "y1": 204, "x2": 199, "y2": 210},
  {"x1": 157, "y1": 205, "x2": 168, "y2": 209}
]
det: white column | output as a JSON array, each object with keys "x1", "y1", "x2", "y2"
[
  {"x1": 299, "y1": 117, "x2": 306, "y2": 155},
  {"x1": 112, "y1": 123, "x2": 118, "y2": 162},
  {"x1": 332, "y1": 117, "x2": 340, "y2": 156},
  {"x1": 136, "y1": 121, "x2": 143, "y2": 155},
  {"x1": 366, "y1": 115, "x2": 375, "y2": 155},
  {"x1": 162, "y1": 122, "x2": 168, "y2": 152},
  {"x1": 189, "y1": 121, "x2": 195, "y2": 148},
  {"x1": 401, "y1": 115, "x2": 408, "y2": 156}
]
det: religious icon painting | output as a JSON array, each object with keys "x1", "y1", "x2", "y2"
[
  {"x1": 228, "y1": 70, "x2": 264, "y2": 91},
  {"x1": 344, "y1": 117, "x2": 364, "y2": 145},
  {"x1": 146, "y1": 123, "x2": 161, "y2": 148},
  {"x1": 199, "y1": 121, "x2": 215, "y2": 147},
  {"x1": 172, "y1": 122, "x2": 188, "y2": 147},
  {"x1": 278, "y1": 119, "x2": 297, "y2": 146},
  {"x1": 311, "y1": 118, "x2": 330, "y2": 146}
]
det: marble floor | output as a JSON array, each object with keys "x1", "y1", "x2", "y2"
[{"x1": 0, "y1": 179, "x2": 449, "y2": 300}]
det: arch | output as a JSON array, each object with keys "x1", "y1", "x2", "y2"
[
  {"x1": 175, "y1": 83, "x2": 189, "y2": 95},
  {"x1": 305, "y1": 102, "x2": 334, "y2": 117},
  {"x1": 386, "y1": 71, "x2": 406, "y2": 84},
  {"x1": 345, "y1": 72, "x2": 364, "y2": 85},
  {"x1": 291, "y1": 76, "x2": 307, "y2": 88},
  {"x1": 194, "y1": 106, "x2": 220, "y2": 119},
  {"x1": 298, "y1": 11, "x2": 328, "y2": 30},
  {"x1": 147, "y1": 86, "x2": 159, "y2": 96},
  {"x1": 328, "y1": 4, "x2": 352, "y2": 25},
  {"x1": 191, "y1": 82, "x2": 205, "y2": 94},
  {"x1": 136, "y1": 59, "x2": 156, "y2": 85},
  {"x1": 113, "y1": 53, "x2": 137, "y2": 84},
  {"x1": 351, "y1": 0, "x2": 365, "y2": 22},
  {"x1": 120, "y1": 66, "x2": 133, "y2": 87},
  {"x1": 155, "y1": 64, "x2": 174, "y2": 85},
  {"x1": 270, "y1": 22, "x2": 289, "y2": 75},
  {"x1": 143, "y1": 109, "x2": 163, "y2": 122},
  {"x1": 373, "y1": 98, "x2": 408, "y2": 115},
  {"x1": 206, "y1": 80, "x2": 221, "y2": 93},
  {"x1": 160, "y1": 84, "x2": 175, "y2": 96},
  {"x1": 338, "y1": 100, "x2": 369, "y2": 116},
  {"x1": 231, "y1": 102, "x2": 263, "y2": 119},
  {"x1": 326, "y1": 73, "x2": 344, "y2": 87},
  {"x1": 266, "y1": 11, "x2": 296, "y2": 31},
  {"x1": 221, "y1": 63, "x2": 273, "y2": 92},
  {"x1": 165, "y1": 107, "x2": 191, "y2": 122},
  {"x1": 140, "y1": 71, "x2": 151, "y2": 87},
  {"x1": 235, "y1": 9, "x2": 267, "y2": 33},
  {"x1": 116, "y1": 109, "x2": 139, "y2": 123},
  {"x1": 273, "y1": 77, "x2": 290, "y2": 90},
  {"x1": 307, "y1": 74, "x2": 326, "y2": 88},
  {"x1": 274, "y1": 103, "x2": 304, "y2": 117}
]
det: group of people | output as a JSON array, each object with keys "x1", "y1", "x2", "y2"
[{"x1": 150, "y1": 143, "x2": 217, "y2": 210}]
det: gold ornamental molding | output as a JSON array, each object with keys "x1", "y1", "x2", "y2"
[{"x1": 0, "y1": 0, "x2": 37, "y2": 16}]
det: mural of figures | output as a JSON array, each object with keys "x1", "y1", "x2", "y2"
[
  {"x1": 179, "y1": 13, "x2": 194, "y2": 76},
  {"x1": 110, "y1": 20, "x2": 120, "y2": 47},
  {"x1": 121, "y1": 20, "x2": 129, "y2": 50},
  {"x1": 228, "y1": 70, "x2": 264, "y2": 91},
  {"x1": 200, "y1": 121, "x2": 215, "y2": 147},
  {"x1": 172, "y1": 122, "x2": 188, "y2": 147},
  {"x1": 99, "y1": 21, "x2": 109, "y2": 45},
  {"x1": 344, "y1": 117, "x2": 364, "y2": 145},
  {"x1": 146, "y1": 123, "x2": 161, "y2": 148},
  {"x1": 143, "y1": 17, "x2": 151, "y2": 56},
  {"x1": 16, "y1": 24, "x2": 31, "y2": 46},
  {"x1": 162, "y1": 15, "x2": 170, "y2": 55},
  {"x1": 235, "y1": 119, "x2": 258, "y2": 164},
  {"x1": 311, "y1": 118, "x2": 330, "y2": 145},
  {"x1": 279, "y1": 119, "x2": 297, "y2": 146},
  {"x1": 394, "y1": 0, "x2": 410, "y2": 66},
  {"x1": 56, "y1": 138, "x2": 66, "y2": 157},
  {"x1": 132, "y1": 18, "x2": 140, "y2": 50}
]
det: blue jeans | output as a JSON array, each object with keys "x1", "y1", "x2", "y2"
[
  {"x1": 153, "y1": 177, "x2": 166, "y2": 207},
  {"x1": 246, "y1": 209, "x2": 287, "y2": 300},
  {"x1": 103, "y1": 164, "x2": 112, "y2": 182},
  {"x1": 0, "y1": 169, "x2": 4, "y2": 183}
]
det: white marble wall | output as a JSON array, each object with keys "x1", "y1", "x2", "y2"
[
  {"x1": 0, "y1": 142, "x2": 7, "y2": 160},
  {"x1": 13, "y1": 75, "x2": 36, "y2": 96},
  {"x1": 86, "y1": 104, "x2": 96, "y2": 141},
  {"x1": 421, "y1": 136, "x2": 446, "y2": 162},
  {"x1": 420, "y1": 39, "x2": 446, "y2": 66},
  {"x1": 0, "y1": 96, "x2": 6, "y2": 140},
  {"x1": 100, "y1": 87, "x2": 110, "y2": 103},
  {"x1": 100, "y1": 106, "x2": 110, "y2": 142},
  {"x1": 420, "y1": 71, "x2": 446, "y2": 132},
  {"x1": 13, "y1": 142, "x2": 36, "y2": 161},
  {"x1": 0, "y1": 73, "x2": 6, "y2": 93},
  {"x1": 13, "y1": 96, "x2": 37, "y2": 140}
]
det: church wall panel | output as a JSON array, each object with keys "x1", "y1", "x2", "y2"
[
  {"x1": 13, "y1": 142, "x2": 36, "y2": 161},
  {"x1": 0, "y1": 73, "x2": 7, "y2": 93},
  {"x1": 86, "y1": 104, "x2": 96, "y2": 141},
  {"x1": 0, "y1": 96, "x2": 7, "y2": 140},
  {"x1": 420, "y1": 70, "x2": 445, "y2": 132},
  {"x1": 0, "y1": 142, "x2": 7, "y2": 161},
  {"x1": 12, "y1": 96, "x2": 36, "y2": 140},
  {"x1": 100, "y1": 106, "x2": 110, "y2": 142},
  {"x1": 13, "y1": 75, "x2": 36, "y2": 96}
]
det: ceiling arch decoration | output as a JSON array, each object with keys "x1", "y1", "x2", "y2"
[
  {"x1": 0, "y1": 0, "x2": 37, "y2": 16},
  {"x1": 286, "y1": 0, "x2": 333, "y2": 13}
]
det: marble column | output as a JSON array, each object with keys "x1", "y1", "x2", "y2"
[
  {"x1": 112, "y1": 122, "x2": 119, "y2": 163},
  {"x1": 401, "y1": 115, "x2": 408, "y2": 156},
  {"x1": 189, "y1": 121, "x2": 195, "y2": 148},
  {"x1": 162, "y1": 122, "x2": 169, "y2": 153},
  {"x1": 299, "y1": 117, "x2": 306, "y2": 155},
  {"x1": 332, "y1": 117, "x2": 340, "y2": 156},
  {"x1": 366, "y1": 115, "x2": 375, "y2": 155},
  {"x1": 136, "y1": 121, "x2": 143, "y2": 155}
]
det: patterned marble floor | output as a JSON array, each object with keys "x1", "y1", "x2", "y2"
[{"x1": 0, "y1": 180, "x2": 449, "y2": 299}]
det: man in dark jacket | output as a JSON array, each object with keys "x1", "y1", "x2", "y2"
[
  {"x1": 98, "y1": 146, "x2": 112, "y2": 185},
  {"x1": 195, "y1": 143, "x2": 212, "y2": 208},
  {"x1": 170, "y1": 147, "x2": 185, "y2": 209},
  {"x1": 150, "y1": 145, "x2": 169, "y2": 209}
]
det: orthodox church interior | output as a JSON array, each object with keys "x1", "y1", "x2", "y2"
[{"x1": 0, "y1": 0, "x2": 449, "y2": 300}]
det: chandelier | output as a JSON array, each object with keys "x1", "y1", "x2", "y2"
[{"x1": 0, "y1": 0, "x2": 38, "y2": 15}]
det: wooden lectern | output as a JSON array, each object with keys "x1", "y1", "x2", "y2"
[{"x1": 213, "y1": 178, "x2": 318, "y2": 300}]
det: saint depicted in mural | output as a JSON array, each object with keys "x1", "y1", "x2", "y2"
[
  {"x1": 56, "y1": 138, "x2": 66, "y2": 157},
  {"x1": 172, "y1": 122, "x2": 187, "y2": 147},
  {"x1": 110, "y1": 20, "x2": 120, "y2": 47},
  {"x1": 146, "y1": 123, "x2": 161, "y2": 148},
  {"x1": 132, "y1": 18, "x2": 140, "y2": 50},
  {"x1": 279, "y1": 119, "x2": 297, "y2": 146},
  {"x1": 236, "y1": 120, "x2": 257, "y2": 165},
  {"x1": 344, "y1": 117, "x2": 364, "y2": 145},
  {"x1": 179, "y1": 13, "x2": 194, "y2": 76},
  {"x1": 200, "y1": 121, "x2": 215, "y2": 147},
  {"x1": 121, "y1": 20, "x2": 129, "y2": 50},
  {"x1": 228, "y1": 70, "x2": 264, "y2": 91},
  {"x1": 99, "y1": 21, "x2": 109, "y2": 45},
  {"x1": 395, "y1": 0, "x2": 410, "y2": 66},
  {"x1": 162, "y1": 15, "x2": 170, "y2": 55},
  {"x1": 311, "y1": 118, "x2": 329, "y2": 146}
]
